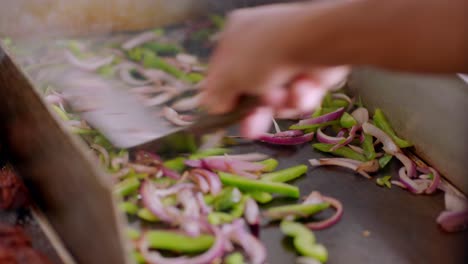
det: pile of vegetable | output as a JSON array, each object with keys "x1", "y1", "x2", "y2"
[{"x1": 2, "y1": 13, "x2": 467, "y2": 264}]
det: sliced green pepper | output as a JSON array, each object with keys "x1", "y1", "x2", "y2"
[
  {"x1": 118, "y1": 201, "x2": 139, "y2": 215},
  {"x1": 163, "y1": 157, "x2": 186, "y2": 172},
  {"x1": 311, "y1": 107, "x2": 322, "y2": 118},
  {"x1": 376, "y1": 175, "x2": 392, "y2": 188},
  {"x1": 257, "y1": 158, "x2": 279, "y2": 172},
  {"x1": 132, "y1": 251, "x2": 145, "y2": 264},
  {"x1": 186, "y1": 72, "x2": 204, "y2": 84},
  {"x1": 261, "y1": 165, "x2": 307, "y2": 183},
  {"x1": 339, "y1": 112, "x2": 357, "y2": 128},
  {"x1": 213, "y1": 187, "x2": 242, "y2": 211},
  {"x1": 373, "y1": 109, "x2": 412, "y2": 148},
  {"x1": 142, "y1": 42, "x2": 182, "y2": 55},
  {"x1": 312, "y1": 143, "x2": 367, "y2": 162},
  {"x1": 280, "y1": 221, "x2": 328, "y2": 263},
  {"x1": 51, "y1": 105, "x2": 69, "y2": 121},
  {"x1": 264, "y1": 203, "x2": 329, "y2": 220},
  {"x1": 225, "y1": 252, "x2": 245, "y2": 264},
  {"x1": 362, "y1": 134, "x2": 376, "y2": 160},
  {"x1": 219, "y1": 172, "x2": 300, "y2": 198},
  {"x1": 142, "y1": 50, "x2": 185, "y2": 79},
  {"x1": 208, "y1": 212, "x2": 235, "y2": 225},
  {"x1": 126, "y1": 227, "x2": 141, "y2": 240},
  {"x1": 322, "y1": 93, "x2": 333, "y2": 108},
  {"x1": 289, "y1": 120, "x2": 340, "y2": 131},
  {"x1": 331, "y1": 99, "x2": 349, "y2": 108},
  {"x1": 146, "y1": 230, "x2": 214, "y2": 253},
  {"x1": 189, "y1": 148, "x2": 230, "y2": 159},
  {"x1": 114, "y1": 177, "x2": 140, "y2": 197},
  {"x1": 137, "y1": 208, "x2": 159, "y2": 222},
  {"x1": 247, "y1": 191, "x2": 273, "y2": 204},
  {"x1": 378, "y1": 154, "x2": 393, "y2": 169}
]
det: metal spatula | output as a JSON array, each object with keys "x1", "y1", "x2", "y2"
[{"x1": 59, "y1": 70, "x2": 257, "y2": 150}]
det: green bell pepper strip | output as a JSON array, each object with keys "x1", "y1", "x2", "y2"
[
  {"x1": 378, "y1": 154, "x2": 393, "y2": 169},
  {"x1": 311, "y1": 107, "x2": 322, "y2": 118},
  {"x1": 322, "y1": 93, "x2": 333, "y2": 108},
  {"x1": 126, "y1": 227, "x2": 141, "y2": 240},
  {"x1": 142, "y1": 42, "x2": 181, "y2": 55},
  {"x1": 290, "y1": 120, "x2": 340, "y2": 131},
  {"x1": 257, "y1": 158, "x2": 279, "y2": 172},
  {"x1": 114, "y1": 177, "x2": 140, "y2": 197},
  {"x1": 331, "y1": 99, "x2": 349, "y2": 108},
  {"x1": 261, "y1": 165, "x2": 307, "y2": 183},
  {"x1": 219, "y1": 172, "x2": 300, "y2": 198},
  {"x1": 186, "y1": 72, "x2": 204, "y2": 84},
  {"x1": 132, "y1": 251, "x2": 145, "y2": 264},
  {"x1": 189, "y1": 148, "x2": 230, "y2": 159},
  {"x1": 51, "y1": 105, "x2": 70, "y2": 121},
  {"x1": 247, "y1": 191, "x2": 273, "y2": 204},
  {"x1": 376, "y1": 175, "x2": 392, "y2": 188},
  {"x1": 339, "y1": 112, "x2": 357, "y2": 128},
  {"x1": 163, "y1": 157, "x2": 186, "y2": 172},
  {"x1": 162, "y1": 195, "x2": 177, "y2": 206},
  {"x1": 208, "y1": 212, "x2": 235, "y2": 225},
  {"x1": 230, "y1": 196, "x2": 248, "y2": 218},
  {"x1": 264, "y1": 203, "x2": 329, "y2": 220},
  {"x1": 373, "y1": 108, "x2": 412, "y2": 148},
  {"x1": 204, "y1": 194, "x2": 215, "y2": 204},
  {"x1": 142, "y1": 50, "x2": 186, "y2": 79},
  {"x1": 362, "y1": 134, "x2": 376, "y2": 161},
  {"x1": 213, "y1": 187, "x2": 242, "y2": 212},
  {"x1": 312, "y1": 143, "x2": 367, "y2": 162},
  {"x1": 146, "y1": 230, "x2": 214, "y2": 253},
  {"x1": 280, "y1": 221, "x2": 328, "y2": 263},
  {"x1": 137, "y1": 208, "x2": 159, "y2": 222},
  {"x1": 225, "y1": 252, "x2": 245, "y2": 264},
  {"x1": 118, "y1": 201, "x2": 139, "y2": 215}
]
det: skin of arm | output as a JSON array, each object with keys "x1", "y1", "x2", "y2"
[{"x1": 201, "y1": 0, "x2": 468, "y2": 137}]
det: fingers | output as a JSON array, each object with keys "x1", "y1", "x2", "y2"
[
  {"x1": 240, "y1": 107, "x2": 274, "y2": 139},
  {"x1": 289, "y1": 78, "x2": 327, "y2": 112}
]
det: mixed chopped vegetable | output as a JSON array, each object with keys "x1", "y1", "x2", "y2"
[{"x1": 2, "y1": 13, "x2": 467, "y2": 264}]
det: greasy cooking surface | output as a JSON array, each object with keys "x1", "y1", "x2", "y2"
[{"x1": 227, "y1": 136, "x2": 467, "y2": 264}]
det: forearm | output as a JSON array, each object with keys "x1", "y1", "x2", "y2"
[{"x1": 287, "y1": 0, "x2": 468, "y2": 73}]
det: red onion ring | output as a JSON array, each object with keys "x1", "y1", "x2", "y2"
[
  {"x1": 227, "y1": 220, "x2": 266, "y2": 264},
  {"x1": 209, "y1": 153, "x2": 269, "y2": 162},
  {"x1": 172, "y1": 95, "x2": 201, "y2": 112},
  {"x1": 316, "y1": 128, "x2": 346, "y2": 144},
  {"x1": 398, "y1": 167, "x2": 427, "y2": 194},
  {"x1": 64, "y1": 50, "x2": 114, "y2": 71},
  {"x1": 258, "y1": 132, "x2": 314, "y2": 145},
  {"x1": 330, "y1": 125, "x2": 359, "y2": 151},
  {"x1": 191, "y1": 169, "x2": 222, "y2": 195},
  {"x1": 332, "y1": 93, "x2": 353, "y2": 110},
  {"x1": 140, "y1": 181, "x2": 178, "y2": 222},
  {"x1": 189, "y1": 172, "x2": 210, "y2": 193},
  {"x1": 362, "y1": 123, "x2": 399, "y2": 155},
  {"x1": 394, "y1": 153, "x2": 417, "y2": 178},
  {"x1": 336, "y1": 128, "x2": 347, "y2": 138},
  {"x1": 119, "y1": 65, "x2": 152, "y2": 86},
  {"x1": 139, "y1": 227, "x2": 226, "y2": 264},
  {"x1": 309, "y1": 158, "x2": 372, "y2": 179},
  {"x1": 143, "y1": 93, "x2": 177, "y2": 107},
  {"x1": 195, "y1": 192, "x2": 212, "y2": 215},
  {"x1": 163, "y1": 107, "x2": 194, "y2": 126},
  {"x1": 122, "y1": 31, "x2": 158, "y2": 50},
  {"x1": 391, "y1": 180, "x2": 407, "y2": 189},
  {"x1": 424, "y1": 167, "x2": 441, "y2": 194},
  {"x1": 351, "y1": 107, "x2": 369, "y2": 125},
  {"x1": 274, "y1": 130, "x2": 304, "y2": 137},
  {"x1": 306, "y1": 194, "x2": 343, "y2": 230},
  {"x1": 295, "y1": 107, "x2": 345, "y2": 126},
  {"x1": 244, "y1": 198, "x2": 260, "y2": 226},
  {"x1": 348, "y1": 145, "x2": 364, "y2": 154}
]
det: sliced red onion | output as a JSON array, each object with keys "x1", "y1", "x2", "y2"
[
  {"x1": 190, "y1": 172, "x2": 210, "y2": 193},
  {"x1": 209, "y1": 153, "x2": 269, "y2": 162},
  {"x1": 140, "y1": 181, "x2": 177, "y2": 222},
  {"x1": 307, "y1": 194, "x2": 343, "y2": 230},
  {"x1": 303, "y1": 191, "x2": 325, "y2": 205},
  {"x1": 176, "y1": 53, "x2": 199, "y2": 65},
  {"x1": 362, "y1": 122, "x2": 399, "y2": 155},
  {"x1": 139, "y1": 227, "x2": 225, "y2": 264},
  {"x1": 202, "y1": 157, "x2": 265, "y2": 173},
  {"x1": 436, "y1": 210, "x2": 468, "y2": 232},
  {"x1": 122, "y1": 31, "x2": 158, "y2": 50},
  {"x1": 398, "y1": 167, "x2": 427, "y2": 194},
  {"x1": 65, "y1": 50, "x2": 114, "y2": 71},
  {"x1": 172, "y1": 95, "x2": 200, "y2": 112},
  {"x1": 90, "y1": 144, "x2": 110, "y2": 167},
  {"x1": 163, "y1": 107, "x2": 194, "y2": 126},
  {"x1": 160, "y1": 167, "x2": 182, "y2": 180},
  {"x1": 351, "y1": 107, "x2": 369, "y2": 126},
  {"x1": 195, "y1": 192, "x2": 212, "y2": 215},
  {"x1": 45, "y1": 94, "x2": 65, "y2": 106},
  {"x1": 296, "y1": 107, "x2": 345, "y2": 126},
  {"x1": 185, "y1": 159, "x2": 203, "y2": 168},
  {"x1": 330, "y1": 125, "x2": 359, "y2": 151},
  {"x1": 359, "y1": 132, "x2": 365, "y2": 144},
  {"x1": 309, "y1": 158, "x2": 371, "y2": 179},
  {"x1": 444, "y1": 192, "x2": 468, "y2": 212},
  {"x1": 394, "y1": 152, "x2": 416, "y2": 178},
  {"x1": 244, "y1": 198, "x2": 260, "y2": 226},
  {"x1": 274, "y1": 130, "x2": 304, "y2": 137},
  {"x1": 336, "y1": 128, "x2": 347, "y2": 138},
  {"x1": 272, "y1": 118, "x2": 281, "y2": 134},
  {"x1": 228, "y1": 220, "x2": 266, "y2": 264},
  {"x1": 119, "y1": 65, "x2": 152, "y2": 86},
  {"x1": 391, "y1": 180, "x2": 407, "y2": 189},
  {"x1": 425, "y1": 167, "x2": 441, "y2": 194},
  {"x1": 130, "y1": 85, "x2": 161, "y2": 95},
  {"x1": 191, "y1": 169, "x2": 222, "y2": 195},
  {"x1": 258, "y1": 132, "x2": 314, "y2": 145},
  {"x1": 143, "y1": 92, "x2": 177, "y2": 107},
  {"x1": 348, "y1": 145, "x2": 365, "y2": 154},
  {"x1": 316, "y1": 128, "x2": 345, "y2": 144},
  {"x1": 199, "y1": 130, "x2": 226, "y2": 150}
]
